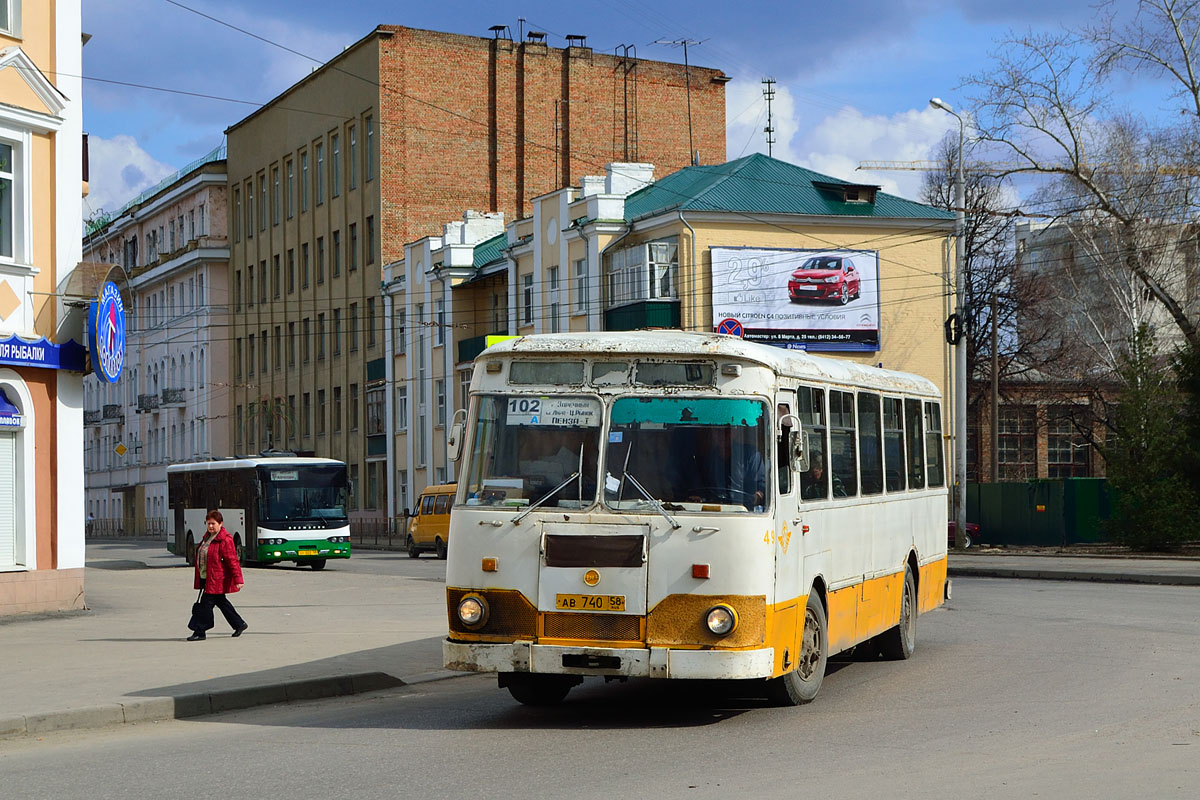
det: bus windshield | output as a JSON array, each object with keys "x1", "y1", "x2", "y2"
[
  {"x1": 258, "y1": 465, "x2": 350, "y2": 522},
  {"x1": 463, "y1": 395, "x2": 601, "y2": 509},
  {"x1": 605, "y1": 397, "x2": 768, "y2": 513}
]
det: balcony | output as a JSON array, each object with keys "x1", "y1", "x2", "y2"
[
  {"x1": 102, "y1": 404, "x2": 124, "y2": 422},
  {"x1": 84, "y1": 409, "x2": 103, "y2": 425},
  {"x1": 161, "y1": 388, "x2": 186, "y2": 407},
  {"x1": 604, "y1": 300, "x2": 681, "y2": 332},
  {"x1": 137, "y1": 394, "x2": 160, "y2": 413}
]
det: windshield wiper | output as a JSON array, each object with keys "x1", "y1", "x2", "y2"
[
  {"x1": 622, "y1": 471, "x2": 681, "y2": 530},
  {"x1": 512, "y1": 471, "x2": 581, "y2": 525}
]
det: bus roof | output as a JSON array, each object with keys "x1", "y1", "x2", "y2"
[
  {"x1": 480, "y1": 331, "x2": 940, "y2": 397},
  {"x1": 165, "y1": 456, "x2": 347, "y2": 474}
]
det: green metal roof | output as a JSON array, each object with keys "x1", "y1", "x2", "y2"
[
  {"x1": 472, "y1": 232, "x2": 508, "y2": 269},
  {"x1": 622, "y1": 153, "x2": 954, "y2": 223}
]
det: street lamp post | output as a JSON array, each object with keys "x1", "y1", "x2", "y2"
[{"x1": 930, "y1": 97, "x2": 967, "y2": 551}]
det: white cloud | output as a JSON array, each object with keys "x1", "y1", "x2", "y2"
[
  {"x1": 798, "y1": 105, "x2": 958, "y2": 201},
  {"x1": 85, "y1": 135, "x2": 176, "y2": 218},
  {"x1": 726, "y1": 78, "x2": 803, "y2": 164}
]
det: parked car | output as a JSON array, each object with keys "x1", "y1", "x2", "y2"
[
  {"x1": 948, "y1": 520, "x2": 980, "y2": 549},
  {"x1": 787, "y1": 255, "x2": 861, "y2": 305}
]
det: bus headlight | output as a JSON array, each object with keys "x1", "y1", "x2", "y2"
[
  {"x1": 457, "y1": 595, "x2": 489, "y2": 629},
  {"x1": 705, "y1": 604, "x2": 738, "y2": 636}
]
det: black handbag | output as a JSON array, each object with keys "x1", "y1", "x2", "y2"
[{"x1": 188, "y1": 589, "x2": 212, "y2": 632}]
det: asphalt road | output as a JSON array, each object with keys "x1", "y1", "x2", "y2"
[{"x1": 4, "y1": 577, "x2": 1197, "y2": 799}]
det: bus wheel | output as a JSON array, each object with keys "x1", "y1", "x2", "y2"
[
  {"x1": 185, "y1": 533, "x2": 196, "y2": 566},
  {"x1": 877, "y1": 565, "x2": 916, "y2": 660},
  {"x1": 435, "y1": 537, "x2": 447, "y2": 560},
  {"x1": 309, "y1": 559, "x2": 327, "y2": 571},
  {"x1": 502, "y1": 673, "x2": 580, "y2": 706},
  {"x1": 406, "y1": 535, "x2": 420, "y2": 559},
  {"x1": 769, "y1": 591, "x2": 827, "y2": 706}
]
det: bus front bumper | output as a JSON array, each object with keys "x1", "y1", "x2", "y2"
[{"x1": 443, "y1": 639, "x2": 776, "y2": 680}]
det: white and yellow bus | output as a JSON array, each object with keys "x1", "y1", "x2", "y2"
[{"x1": 443, "y1": 331, "x2": 949, "y2": 705}]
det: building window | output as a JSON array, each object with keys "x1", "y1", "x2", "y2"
[
  {"x1": 245, "y1": 181, "x2": 254, "y2": 238},
  {"x1": 288, "y1": 321, "x2": 296, "y2": 366},
  {"x1": 1048, "y1": 410, "x2": 1090, "y2": 478},
  {"x1": 331, "y1": 133, "x2": 341, "y2": 198},
  {"x1": 332, "y1": 230, "x2": 341, "y2": 277},
  {"x1": 366, "y1": 462, "x2": 379, "y2": 510},
  {"x1": 235, "y1": 338, "x2": 243, "y2": 378},
  {"x1": 259, "y1": 174, "x2": 267, "y2": 231},
  {"x1": 302, "y1": 317, "x2": 311, "y2": 363},
  {"x1": 333, "y1": 307, "x2": 342, "y2": 356},
  {"x1": 317, "y1": 237, "x2": 325, "y2": 284},
  {"x1": 350, "y1": 383, "x2": 359, "y2": 430},
  {"x1": 287, "y1": 248, "x2": 295, "y2": 294},
  {"x1": 286, "y1": 159, "x2": 294, "y2": 218},
  {"x1": 367, "y1": 386, "x2": 384, "y2": 435},
  {"x1": 549, "y1": 265, "x2": 560, "y2": 332},
  {"x1": 259, "y1": 259, "x2": 266, "y2": 302},
  {"x1": 522, "y1": 273, "x2": 533, "y2": 325},
  {"x1": 315, "y1": 142, "x2": 325, "y2": 205},
  {"x1": 302, "y1": 392, "x2": 311, "y2": 437},
  {"x1": 235, "y1": 405, "x2": 243, "y2": 445},
  {"x1": 366, "y1": 215, "x2": 376, "y2": 264},
  {"x1": 436, "y1": 379, "x2": 446, "y2": 427},
  {"x1": 272, "y1": 255, "x2": 281, "y2": 298},
  {"x1": 367, "y1": 298, "x2": 376, "y2": 347},
  {"x1": 233, "y1": 188, "x2": 241, "y2": 242},
  {"x1": 247, "y1": 334, "x2": 255, "y2": 375},
  {"x1": 606, "y1": 238, "x2": 679, "y2": 307},
  {"x1": 366, "y1": 115, "x2": 375, "y2": 181},
  {"x1": 349, "y1": 464, "x2": 359, "y2": 511},
  {"x1": 260, "y1": 330, "x2": 267, "y2": 373},
  {"x1": 349, "y1": 302, "x2": 358, "y2": 352},
  {"x1": 300, "y1": 150, "x2": 309, "y2": 212},
  {"x1": 317, "y1": 313, "x2": 326, "y2": 359},
  {"x1": 273, "y1": 325, "x2": 282, "y2": 370},
  {"x1": 302, "y1": 243, "x2": 310, "y2": 288},
  {"x1": 272, "y1": 167, "x2": 280, "y2": 225},
  {"x1": 998, "y1": 405, "x2": 1037, "y2": 481},
  {"x1": 234, "y1": 270, "x2": 242, "y2": 310},
  {"x1": 348, "y1": 125, "x2": 357, "y2": 190},
  {"x1": 333, "y1": 386, "x2": 342, "y2": 433},
  {"x1": 348, "y1": 223, "x2": 358, "y2": 272},
  {"x1": 396, "y1": 309, "x2": 406, "y2": 354},
  {"x1": 246, "y1": 264, "x2": 254, "y2": 307},
  {"x1": 287, "y1": 395, "x2": 296, "y2": 441},
  {"x1": 317, "y1": 389, "x2": 326, "y2": 435}
]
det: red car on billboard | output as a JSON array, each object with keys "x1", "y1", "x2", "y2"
[{"x1": 787, "y1": 255, "x2": 861, "y2": 305}]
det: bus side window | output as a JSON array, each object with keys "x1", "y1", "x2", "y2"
[
  {"x1": 828, "y1": 390, "x2": 857, "y2": 498},
  {"x1": 798, "y1": 387, "x2": 828, "y2": 500},
  {"x1": 422, "y1": 495, "x2": 435, "y2": 515},
  {"x1": 905, "y1": 398, "x2": 926, "y2": 489},
  {"x1": 883, "y1": 397, "x2": 906, "y2": 492},
  {"x1": 434, "y1": 494, "x2": 450, "y2": 514},
  {"x1": 858, "y1": 392, "x2": 883, "y2": 495},
  {"x1": 925, "y1": 401, "x2": 945, "y2": 487},
  {"x1": 776, "y1": 399, "x2": 794, "y2": 496}
]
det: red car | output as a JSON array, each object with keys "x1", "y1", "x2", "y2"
[
  {"x1": 948, "y1": 521, "x2": 980, "y2": 549},
  {"x1": 787, "y1": 255, "x2": 862, "y2": 305}
]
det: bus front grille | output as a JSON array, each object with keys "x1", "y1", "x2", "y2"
[{"x1": 542, "y1": 612, "x2": 642, "y2": 642}]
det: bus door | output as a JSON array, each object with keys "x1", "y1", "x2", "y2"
[
  {"x1": 536, "y1": 521, "x2": 649, "y2": 644},
  {"x1": 773, "y1": 392, "x2": 805, "y2": 674}
]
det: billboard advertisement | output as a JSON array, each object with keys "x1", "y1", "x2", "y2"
[{"x1": 711, "y1": 246, "x2": 881, "y2": 351}]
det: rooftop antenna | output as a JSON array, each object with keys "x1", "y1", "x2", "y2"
[
  {"x1": 762, "y1": 77, "x2": 776, "y2": 157},
  {"x1": 655, "y1": 38, "x2": 704, "y2": 165}
]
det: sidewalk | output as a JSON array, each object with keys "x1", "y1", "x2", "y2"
[{"x1": 2, "y1": 542, "x2": 1198, "y2": 740}]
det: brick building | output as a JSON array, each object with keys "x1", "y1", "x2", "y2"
[{"x1": 224, "y1": 25, "x2": 727, "y2": 525}]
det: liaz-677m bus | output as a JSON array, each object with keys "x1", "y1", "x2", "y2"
[
  {"x1": 167, "y1": 454, "x2": 352, "y2": 570},
  {"x1": 443, "y1": 331, "x2": 950, "y2": 705}
]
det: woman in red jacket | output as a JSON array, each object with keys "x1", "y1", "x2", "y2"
[{"x1": 187, "y1": 509, "x2": 248, "y2": 641}]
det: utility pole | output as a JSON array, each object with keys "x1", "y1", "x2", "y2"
[
  {"x1": 930, "y1": 96, "x2": 968, "y2": 550},
  {"x1": 656, "y1": 38, "x2": 703, "y2": 163},
  {"x1": 762, "y1": 77, "x2": 776, "y2": 157}
]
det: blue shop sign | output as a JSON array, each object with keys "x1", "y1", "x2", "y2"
[
  {"x1": 89, "y1": 281, "x2": 126, "y2": 382},
  {"x1": 0, "y1": 386, "x2": 21, "y2": 428},
  {"x1": 0, "y1": 334, "x2": 87, "y2": 371}
]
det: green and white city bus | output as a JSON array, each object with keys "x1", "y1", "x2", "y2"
[{"x1": 167, "y1": 454, "x2": 352, "y2": 570}]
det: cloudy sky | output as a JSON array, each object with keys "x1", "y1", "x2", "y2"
[{"x1": 80, "y1": 0, "x2": 1156, "y2": 216}]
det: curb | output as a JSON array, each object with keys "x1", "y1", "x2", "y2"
[
  {"x1": 947, "y1": 565, "x2": 1200, "y2": 587},
  {"x1": 0, "y1": 670, "x2": 462, "y2": 740}
]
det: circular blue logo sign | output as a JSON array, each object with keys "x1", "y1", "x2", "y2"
[
  {"x1": 90, "y1": 281, "x2": 126, "y2": 383},
  {"x1": 717, "y1": 318, "x2": 744, "y2": 338}
]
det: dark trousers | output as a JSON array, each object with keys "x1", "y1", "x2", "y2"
[{"x1": 189, "y1": 593, "x2": 246, "y2": 633}]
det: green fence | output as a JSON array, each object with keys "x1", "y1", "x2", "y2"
[{"x1": 967, "y1": 478, "x2": 1114, "y2": 546}]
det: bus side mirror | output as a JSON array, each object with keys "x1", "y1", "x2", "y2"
[
  {"x1": 447, "y1": 409, "x2": 467, "y2": 462},
  {"x1": 790, "y1": 429, "x2": 810, "y2": 473}
]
